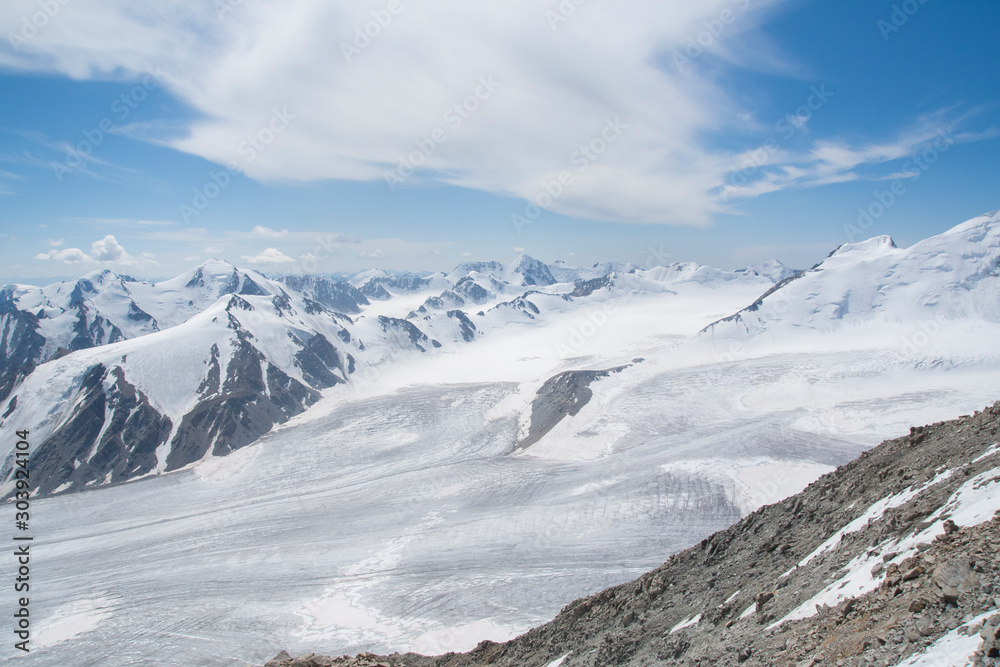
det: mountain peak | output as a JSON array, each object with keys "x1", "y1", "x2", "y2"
[
  {"x1": 76, "y1": 267, "x2": 133, "y2": 286},
  {"x1": 506, "y1": 254, "x2": 555, "y2": 286},
  {"x1": 197, "y1": 258, "x2": 240, "y2": 274},
  {"x1": 739, "y1": 259, "x2": 800, "y2": 282},
  {"x1": 934, "y1": 209, "x2": 1000, "y2": 244},
  {"x1": 827, "y1": 235, "x2": 899, "y2": 261},
  {"x1": 180, "y1": 259, "x2": 242, "y2": 291}
]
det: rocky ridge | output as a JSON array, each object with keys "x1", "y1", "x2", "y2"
[{"x1": 262, "y1": 402, "x2": 1000, "y2": 667}]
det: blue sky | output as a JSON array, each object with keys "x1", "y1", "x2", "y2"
[{"x1": 0, "y1": 0, "x2": 998, "y2": 283}]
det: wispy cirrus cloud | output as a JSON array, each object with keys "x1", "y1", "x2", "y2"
[
  {"x1": 718, "y1": 114, "x2": 1000, "y2": 202},
  {"x1": 2, "y1": 1, "x2": 995, "y2": 227},
  {"x1": 0, "y1": 0, "x2": 791, "y2": 225}
]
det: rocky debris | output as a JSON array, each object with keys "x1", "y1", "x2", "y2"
[
  {"x1": 265, "y1": 651, "x2": 396, "y2": 667},
  {"x1": 260, "y1": 401, "x2": 1000, "y2": 666},
  {"x1": 517, "y1": 365, "x2": 630, "y2": 449},
  {"x1": 975, "y1": 614, "x2": 1000, "y2": 663}
]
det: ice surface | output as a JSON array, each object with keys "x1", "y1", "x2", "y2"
[
  {"x1": 3, "y1": 216, "x2": 1000, "y2": 665},
  {"x1": 32, "y1": 597, "x2": 116, "y2": 649},
  {"x1": 7, "y1": 341, "x2": 997, "y2": 666}
]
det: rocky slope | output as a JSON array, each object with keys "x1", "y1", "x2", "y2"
[{"x1": 262, "y1": 402, "x2": 1000, "y2": 667}]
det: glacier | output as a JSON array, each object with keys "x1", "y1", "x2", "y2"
[{"x1": 1, "y1": 212, "x2": 999, "y2": 666}]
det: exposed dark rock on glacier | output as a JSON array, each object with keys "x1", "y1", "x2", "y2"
[{"x1": 519, "y1": 365, "x2": 629, "y2": 449}]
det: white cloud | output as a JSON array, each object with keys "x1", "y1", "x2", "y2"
[
  {"x1": 33, "y1": 235, "x2": 149, "y2": 266},
  {"x1": 717, "y1": 116, "x2": 982, "y2": 202},
  {"x1": 204, "y1": 246, "x2": 224, "y2": 254},
  {"x1": 4, "y1": 2, "x2": 987, "y2": 225},
  {"x1": 358, "y1": 249, "x2": 383, "y2": 259},
  {"x1": 46, "y1": 239, "x2": 64, "y2": 247},
  {"x1": 251, "y1": 225, "x2": 289, "y2": 238},
  {"x1": 90, "y1": 234, "x2": 128, "y2": 262},
  {"x1": 512, "y1": 246, "x2": 525, "y2": 253},
  {"x1": 34, "y1": 247, "x2": 89, "y2": 264},
  {"x1": 0, "y1": 0, "x2": 796, "y2": 225},
  {"x1": 241, "y1": 248, "x2": 294, "y2": 264}
]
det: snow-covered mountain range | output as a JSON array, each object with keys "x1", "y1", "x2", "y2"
[
  {"x1": 1, "y1": 211, "x2": 999, "y2": 667},
  {"x1": 704, "y1": 213, "x2": 1000, "y2": 341},
  {"x1": 4, "y1": 211, "x2": 1000, "y2": 499},
  {"x1": 0, "y1": 253, "x2": 791, "y2": 497}
]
